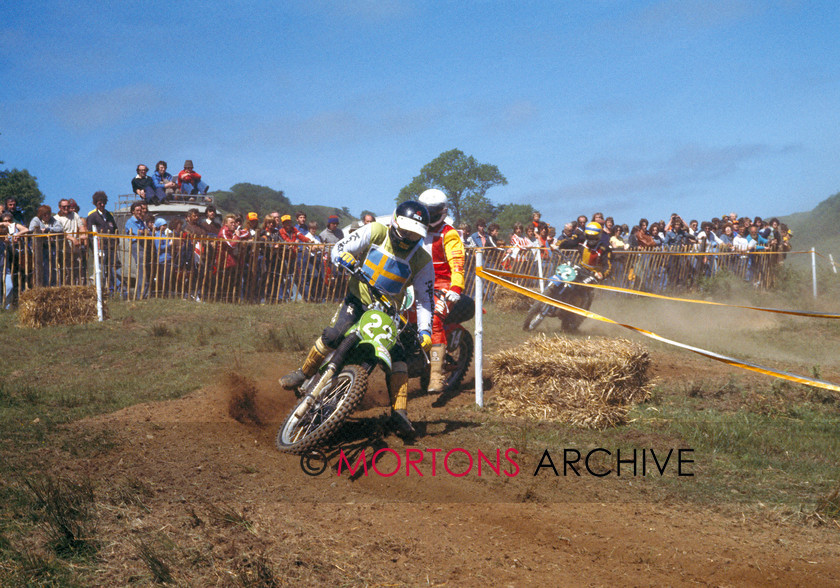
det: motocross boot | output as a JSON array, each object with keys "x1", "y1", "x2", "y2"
[
  {"x1": 426, "y1": 344, "x2": 446, "y2": 393},
  {"x1": 388, "y1": 371, "x2": 416, "y2": 440},
  {"x1": 279, "y1": 338, "x2": 330, "y2": 392}
]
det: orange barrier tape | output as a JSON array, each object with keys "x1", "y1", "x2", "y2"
[
  {"x1": 477, "y1": 266, "x2": 840, "y2": 394},
  {"x1": 489, "y1": 269, "x2": 840, "y2": 319}
]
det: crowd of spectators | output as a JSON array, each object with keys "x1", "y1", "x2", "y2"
[
  {"x1": 453, "y1": 210, "x2": 793, "y2": 290},
  {"x1": 0, "y1": 181, "x2": 798, "y2": 309}
]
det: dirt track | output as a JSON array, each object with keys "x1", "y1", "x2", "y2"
[{"x1": 53, "y1": 351, "x2": 840, "y2": 586}]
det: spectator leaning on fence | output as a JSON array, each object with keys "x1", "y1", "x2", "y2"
[
  {"x1": 319, "y1": 215, "x2": 344, "y2": 244},
  {"x1": 86, "y1": 191, "x2": 122, "y2": 295},
  {"x1": 1, "y1": 211, "x2": 29, "y2": 309}
]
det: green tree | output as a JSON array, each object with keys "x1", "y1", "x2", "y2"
[
  {"x1": 0, "y1": 168, "x2": 44, "y2": 220},
  {"x1": 213, "y1": 183, "x2": 291, "y2": 215},
  {"x1": 459, "y1": 193, "x2": 497, "y2": 229},
  {"x1": 493, "y1": 203, "x2": 537, "y2": 234},
  {"x1": 397, "y1": 149, "x2": 507, "y2": 225}
]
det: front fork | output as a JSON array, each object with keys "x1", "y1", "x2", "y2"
[{"x1": 293, "y1": 332, "x2": 362, "y2": 419}]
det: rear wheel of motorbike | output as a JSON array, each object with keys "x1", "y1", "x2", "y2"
[
  {"x1": 523, "y1": 302, "x2": 549, "y2": 331},
  {"x1": 420, "y1": 330, "x2": 474, "y2": 393},
  {"x1": 560, "y1": 289, "x2": 592, "y2": 333},
  {"x1": 275, "y1": 364, "x2": 367, "y2": 454}
]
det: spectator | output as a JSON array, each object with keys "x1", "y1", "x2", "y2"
[
  {"x1": 182, "y1": 207, "x2": 208, "y2": 299},
  {"x1": 363, "y1": 213, "x2": 375, "y2": 224},
  {"x1": 487, "y1": 223, "x2": 501, "y2": 247},
  {"x1": 279, "y1": 214, "x2": 308, "y2": 244},
  {"x1": 0, "y1": 211, "x2": 29, "y2": 308},
  {"x1": 524, "y1": 225, "x2": 539, "y2": 248},
  {"x1": 86, "y1": 191, "x2": 122, "y2": 296},
  {"x1": 131, "y1": 164, "x2": 164, "y2": 205},
  {"x1": 29, "y1": 204, "x2": 64, "y2": 287},
  {"x1": 153, "y1": 217, "x2": 173, "y2": 295},
  {"x1": 468, "y1": 219, "x2": 493, "y2": 247},
  {"x1": 278, "y1": 214, "x2": 309, "y2": 299},
  {"x1": 216, "y1": 214, "x2": 241, "y2": 300},
  {"x1": 153, "y1": 160, "x2": 178, "y2": 201},
  {"x1": 177, "y1": 160, "x2": 209, "y2": 195},
  {"x1": 555, "y1": 222, "x2": 580, "y2": 249},
  {"x1": 294, "y1": 212, "x2": 311, "y2": 240},
  {"x1": 5, "y1": 197, "x2": 25, "y2": 225},
  {"x1": 504, "y1": 222, "x2": 530, "y2": 270},
  {"x1": 718, "y1": 223, "x2": 735, "y2": 246},
  {"x1": 531, "y1": 211, "x2": 541, "y2": 231},
  {"x1": 55, "y1": 198, "x2": 86, "y2": 284},
  {"x1": 536, "y1": 222, "x2": 551, "y2": 259},
  {"x1": 202, "y1": 205, "x2": 222, "y2": 235},
  {"x1": 573, "y1": 215, "x2": 588, "y2": 241},
  {"x1": 319, "y1": 215, "x2": 344, "y2": 244},
  {"x1": 125, "y1": 201, "x2": 151, "y2": 299},
  {"x1": 649, "y1": 223, "x2": 664, "y2": 246},
  {"x1": 609, "y1": 224, "x2": 628, "y2": 250}
]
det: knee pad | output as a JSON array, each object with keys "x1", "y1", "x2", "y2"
[
  {"x1": 321, "y1": 326, "x2": 343, "y2": 349},
  {"x1": 314, "y1": 337, "x2": 332, "y2": 355}
]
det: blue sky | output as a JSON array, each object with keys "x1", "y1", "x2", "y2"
[{"x1": 2, "y1": 0, "x2": 838, "y2": 227}]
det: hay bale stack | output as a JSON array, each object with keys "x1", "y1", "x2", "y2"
[
  {"x1": 18, "y1": 286, "x2": 104, "y2": 328},
  {"x1": 492, "y1": 286, "x2": 531, "y2": 311},
  {"x1": 489, "y1": 334, "x2": 652, "y2": 428}
]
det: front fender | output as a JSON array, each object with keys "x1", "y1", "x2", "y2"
[{"x1": 354, "y1": 340, "x2": 392, "y2": 370}]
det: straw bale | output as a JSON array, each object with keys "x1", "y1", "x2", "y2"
[
  {"x1": 492, "y1": 287, "x2": 531, "y2": 311},
  {"x1": 488, "y1": 334, "x2": 652, "y2": 429},
  {"x1": 18, "y1": 286, "x2": 105, "y2": 328}
]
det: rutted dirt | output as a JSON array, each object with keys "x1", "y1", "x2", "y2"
[{"x1": 54, "y1": 352, "x2": 840, "y2": 586}]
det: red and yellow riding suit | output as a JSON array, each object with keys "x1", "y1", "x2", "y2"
[
  {"x1": 426, "y1": 223, "x2": 466, "y2": 344},
  {"x1": 579, "y1": 241, "x2": 612, "y2": 279}
]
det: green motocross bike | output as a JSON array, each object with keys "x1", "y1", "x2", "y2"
[{"x1": 275, "y1": 266, "x2": 419, "y2": 454}]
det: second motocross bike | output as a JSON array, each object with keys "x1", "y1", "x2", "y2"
[
  {"x1": 522, "y1": 263, "x2": 597, "y2": 333},
  {"x1": 401, "y1": 288, "x2": 474, "y2": 395}
]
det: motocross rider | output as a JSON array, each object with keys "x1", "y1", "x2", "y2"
[
  {"x1": 580, "y1": 221, "x2": 612, "y2": 279},
  {"x1": 416, "y1": 189, "x2": 467, "y2": 393},
  {"x1": 279, "y1": 201, "x2": 435, "y2": 439}
]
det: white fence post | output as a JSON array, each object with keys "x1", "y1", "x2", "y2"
[
  {"x1": 93, "y1": 234, "x2": 104, "y2": 322},
  {"x1": 474, "y1": 248, "x2": 484, "y2": 408},
  {"x1": 829, "y1": 253, "x2": 837, "y2": 275},
  {"x1": 811, "y1": 247, "x2": 818, "y2": 299}
]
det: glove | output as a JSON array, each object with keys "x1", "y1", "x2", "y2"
[
  {"x1": 338, "y1": 251, "x2": 356, "y2": 271},
  {"x1": 434, "y1": 297, "x2": 449, "y2": 318},
  {"x1": 444, "y1": 289, "x2": 461, "y2": 304},
  {"x1": 419, "y1": 330, "x2": 432, "y2": 353}
]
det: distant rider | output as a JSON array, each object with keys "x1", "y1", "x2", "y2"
[
  {"x1": 580, "y1": 221, "x2": 612, "y2": 280},
  {"x1": 417, "y1": 189, "x2": 467, "y2": 393},
  {"x1": 279, "y1": 201, "x2": 435, "y2": 439}
]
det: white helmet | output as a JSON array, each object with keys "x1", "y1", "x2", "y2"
[{"x1": 418, "y1": 188, "x2": 448, "y2": 227}]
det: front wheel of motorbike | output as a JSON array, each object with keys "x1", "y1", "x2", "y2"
[
  {"x1": 420, "y1": 330, "x2": 474, "y2": 393},
  {"x1": 523, "y1": 302, "x2": 549, "y2": 331},
  {"x1": 276, "y1": 364, "x2": 367, "y2": 454}
]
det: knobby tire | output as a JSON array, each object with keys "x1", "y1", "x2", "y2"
[{"x1": 276, "y1": 364, "x2": 367, "y2": 454}]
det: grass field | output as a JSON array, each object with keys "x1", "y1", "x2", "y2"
[{"x1": 0, "y1": 289, "x2": 838, "y2": 584}]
